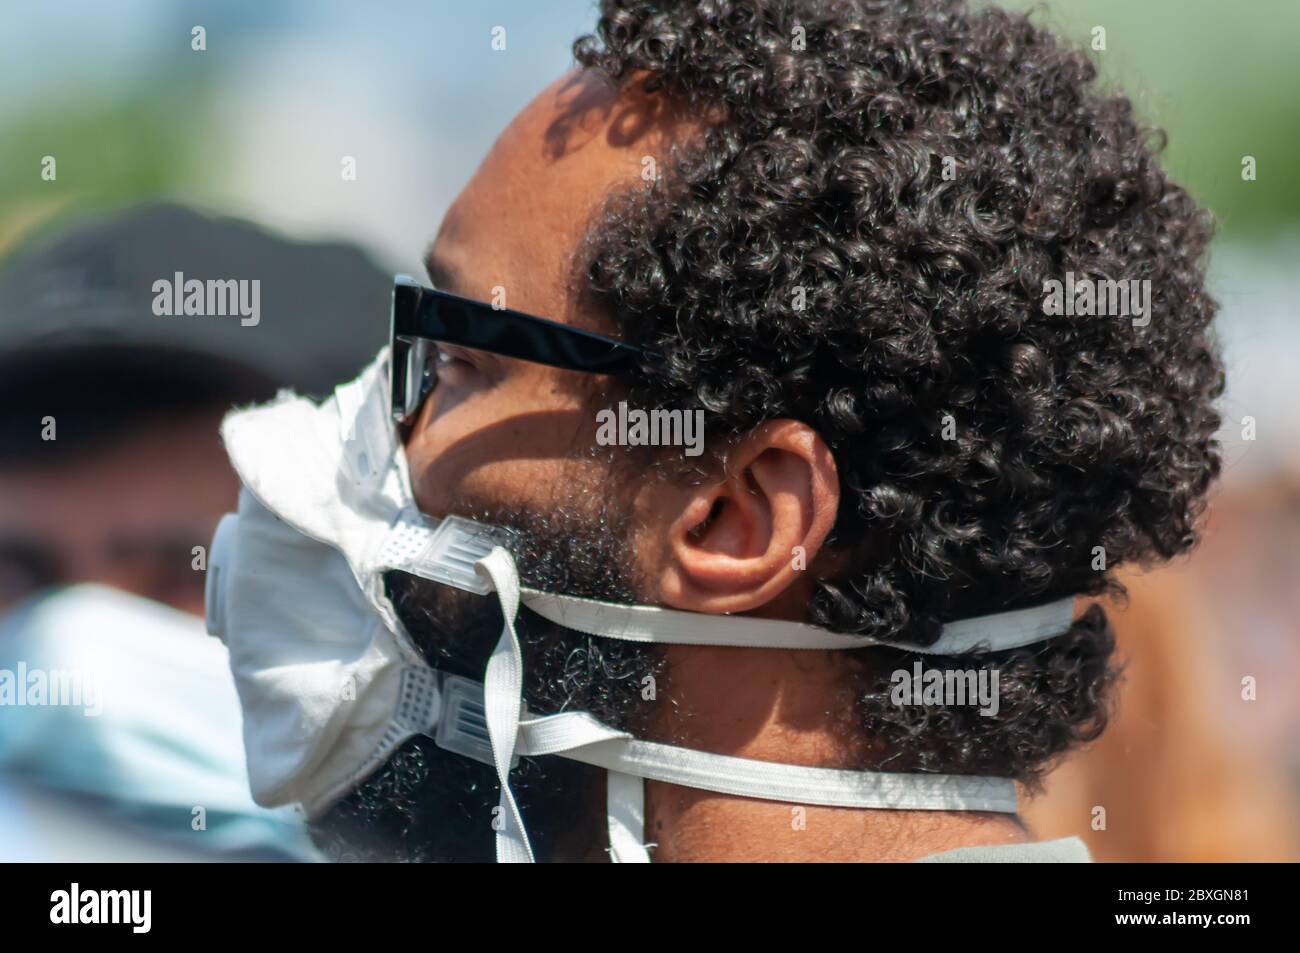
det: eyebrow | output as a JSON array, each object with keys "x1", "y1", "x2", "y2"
[{"x1": 423, "y1": 244, "x2": 465, "y2": 295}]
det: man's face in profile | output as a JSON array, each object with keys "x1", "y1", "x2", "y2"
[
  {"x1": 372, "y1": 67, "x2": 850, "y2": 862},
  {"x1": 380, "y1": 73, "x2": 687, "y2": 860},
  {"x1": 405, "y1": 72, "x2": 680, "y2": 557},
  {"x1": 405, "y1": 66, "x2": 838, "y2": 618},
  {"x1": 322, "y1": 69, "x2": 829, "y2": 861}
]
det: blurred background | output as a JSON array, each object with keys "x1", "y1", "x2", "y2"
[{"x1": 0, "y1": 0, "x2": 1296, "y2": 861}]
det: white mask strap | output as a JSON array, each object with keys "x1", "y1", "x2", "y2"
[
  {"x1": 464, "y1": 544, "x2": 1026, "y2": 863},
  {"x1": 521, "y1": 710, "x2": 1017, "y2": 862},
  {"x1": 515, "y1": 711, "x2": 1018, "y2": 810},
  {"x1": 374, "y1": 508, "x2": 1076, "y2": 654},
  {"x1": 380, "y1": 510, "x2": 1058, "y2": 863},
  {"x1": 476, "y1": 547, "x2": 535, "y2": 863},
  {"x1": 514, "y1": 708, "x2": 1017, "y2": 862},
  {"x1": 605, "y1": 771, "x2": 651, "y2": 863},
  {"x1": 522, "y1": 588, "x2": 1074, "y2": 654},
  {"x1": 387, "y1": 663, "x2": 1022, "y2": 861}
]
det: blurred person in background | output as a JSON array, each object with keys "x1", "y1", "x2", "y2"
[
  {"x1": 1025, "y1": 478, "x2": 1300, "y2": 862},
  {"x1": 0, "y1": 203, "x2": 387, "y2": 860}
]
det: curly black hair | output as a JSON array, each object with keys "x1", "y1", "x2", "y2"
[{"x1": 573, "y1": 0, "x2": 1223, "y2": 780}]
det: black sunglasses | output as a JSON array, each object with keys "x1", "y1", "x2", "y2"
[{"x1": 389, "y1": 275, "x2": 650, "y2": 421}]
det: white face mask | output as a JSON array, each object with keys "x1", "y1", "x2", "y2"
[{"x1": 206, "y1": 350, "x2": 1075, "y2": 863}]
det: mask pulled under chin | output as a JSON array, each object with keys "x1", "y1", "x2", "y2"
[{"x1": 208, "y1": 348, "x2": 1075, "y2": 862}]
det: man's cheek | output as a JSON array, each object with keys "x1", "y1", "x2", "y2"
[
  {"x1": 405, "y1": 398, "x2": 504, "y2": 516},
  {"x1": 407, "y1": 419, "x2": 609, "y2": 525},
  {"x1": 408, "y1": 450, "x2": 562, "y2": 524}
]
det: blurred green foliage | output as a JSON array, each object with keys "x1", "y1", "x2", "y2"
[
  {"x1": 0, "y1": 84, "x2": 208, "y2": 204},
  {"x1": 1004, "y1": 0, "x2": 1300, "y2": 239}
]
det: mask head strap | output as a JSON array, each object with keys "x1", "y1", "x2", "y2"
[{"x1": 462, "y1": 542, "x2": 1059, "y2": 863}]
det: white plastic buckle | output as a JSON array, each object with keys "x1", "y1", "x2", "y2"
[
  {"x1": 436, "y1": 673, "x2": 520, "y2": 768},
  {"x1": 397, "y1": 667, "x2": 518, "y2": 769},
  {"x1": 379, "y1": 513, "x2": 504, "y2": 596}
]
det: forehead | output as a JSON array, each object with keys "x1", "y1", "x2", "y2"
[{"x1": 429, "y1": 70, "x2": 693, "y2": 327}]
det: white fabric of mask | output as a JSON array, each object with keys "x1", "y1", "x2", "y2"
[{"x1": 207, "y1": 349, "x2": 1076, "y2": 863}]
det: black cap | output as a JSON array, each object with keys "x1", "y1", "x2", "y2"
[{"x1": 0, "y1": 203, "x2": 391, "y2": 399}]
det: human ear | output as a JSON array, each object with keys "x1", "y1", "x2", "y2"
[{"x1": 654, "y1": 419, "x2": 839, "y2": 615}]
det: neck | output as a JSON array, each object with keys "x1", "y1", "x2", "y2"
[{"x1": 642, "y1": 644, "x2": 1030, "y2": 862}]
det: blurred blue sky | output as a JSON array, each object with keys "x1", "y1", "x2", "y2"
[{"x1": 1, "y1": 0, "x2": 600, "y2": 270}]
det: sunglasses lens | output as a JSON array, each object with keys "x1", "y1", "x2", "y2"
[
  {"x1": 390, "y1": 278, "x2": 438, "y2": 421},
  {"x1": 390, "y1": 337, "x2": 434, "y2": 421},
  {"x1": 407, "y1": 338, "x2": 435, "y2": 412}
]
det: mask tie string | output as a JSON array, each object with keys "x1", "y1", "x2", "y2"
[
  {"x1": 476, "y1": 547, "x2": 654, "y2": 863},
  {"x1": 467, "y1": 543, "x2": 1058, "y2": 864},
  {"x1": 605, "y1": 770, "x2": 651, "y2": 862},
  {"x1": 477, "y1": 546, "x2": 535, "y2": 863}
]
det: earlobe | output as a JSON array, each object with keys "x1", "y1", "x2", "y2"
[{"x1": 658, "y1": 420, "x2": 839, "y2": 616}]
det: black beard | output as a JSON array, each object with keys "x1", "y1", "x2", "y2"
[{"x1": 308, "y1": 500, "x2": 666, "y2": 863}]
